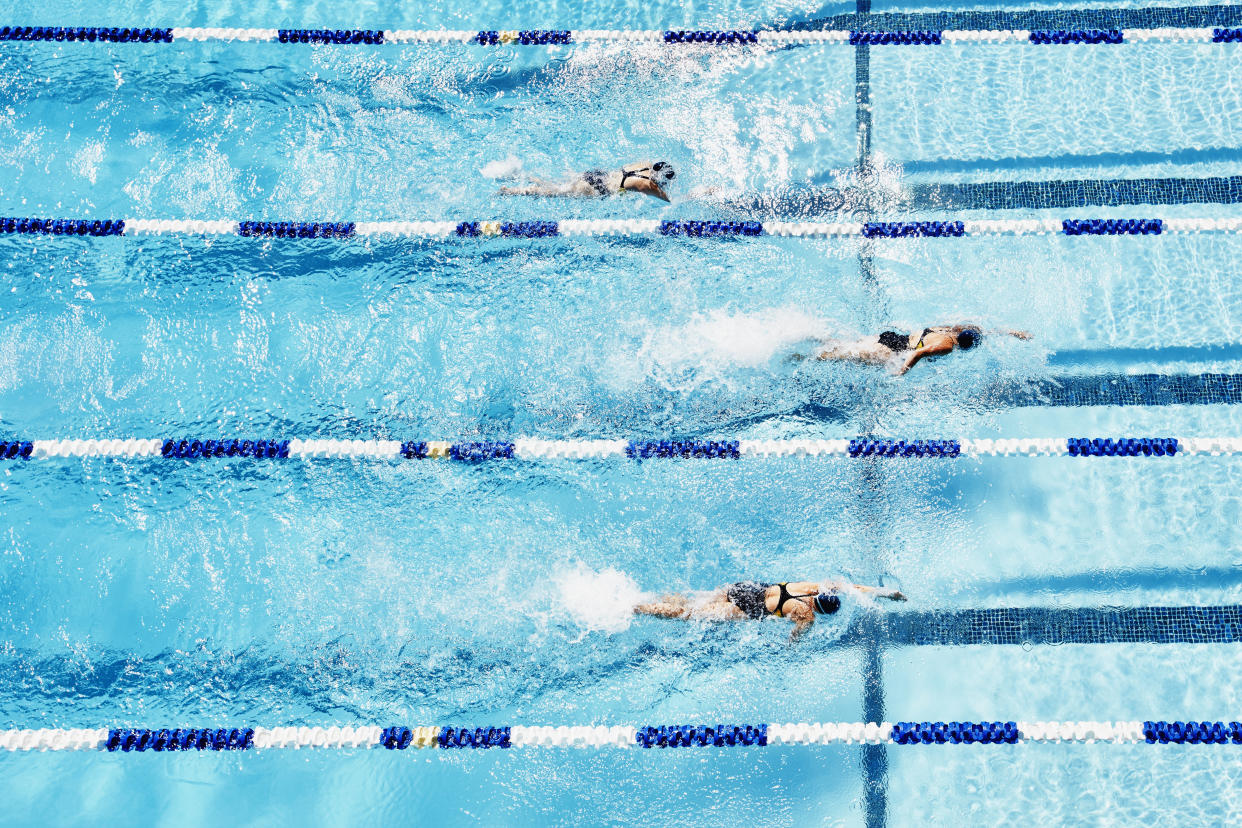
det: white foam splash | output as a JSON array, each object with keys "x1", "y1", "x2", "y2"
[
  {"x1": 555, "y1": 565, "x2": 644, "y2": 633},
  {"x1": 637, "y1": 307, "x2": 833, "y2": 373},
  {"x1": 72, "y1": 141, "x2": 105, "y2": 185},
  {"x1": 481, "y1": 155, "x2": 524, "y2": 180}
]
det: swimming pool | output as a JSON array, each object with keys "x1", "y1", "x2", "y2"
[{"x1": 2, "y1": 0, "x2": 1242, "y2": 823}]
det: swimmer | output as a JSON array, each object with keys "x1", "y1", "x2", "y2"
[
  {"x1": 634, "y1": 580, "x2": 906, "y2": 641},
  {"x1": 796, "y1": 325, "x2": 1032, "y2": 376},
  {"x1": 498, "y1": 160, "x2": 676, "y2": 202}
]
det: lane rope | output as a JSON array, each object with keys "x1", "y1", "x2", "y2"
[
  {"x1": 0, "y1": 437, "x2": 1237, "y2": 460},
  {"x1": 1, "y1": 721, "x2": 1236, "y2": 752},
  {"x1": 3, "y1": 25, "x2": 1241, "y2": 46},
  {"x1": 3, "y1": 217, "x2": 1242, "y2": 241}
]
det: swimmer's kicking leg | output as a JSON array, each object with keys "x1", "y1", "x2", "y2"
[
  {"x1": 498, "y1": 178, "x2": 595, "y2": 197},
  {"x1": 497, "y1": 179, "x2": 565, "y2": 196},
  {"x1": 634, "y1": 593, "x2": 692, "y2": 619},
  {"x1": 634, "y1": 592, "x2": 746, "y2": 621}
]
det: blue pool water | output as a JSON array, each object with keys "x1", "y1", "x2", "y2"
[{"x1": 3, "y1": 0, "x2": 1242, "y2": 824}]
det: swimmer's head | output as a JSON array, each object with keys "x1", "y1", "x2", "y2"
[
  {"x1": 622, "y1": 160, "x2": 675, "y2": 202},
  {"x1": 956, "y1": 328, "x2": 981, "y2": 350},
  {"x1": 814, "y1": 593, "x2": 841, "y2": 615}
]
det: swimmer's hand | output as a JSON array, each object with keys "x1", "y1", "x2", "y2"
[
  {"x1": 892, "y1": 356, "x2": 915, "y2": 376},
  {"x1": 789, "y1": 620, "x2": 812, "y2": 644},
  {"x1": 1011, "y1": 330, "x2": 1033, "y2": 340}
]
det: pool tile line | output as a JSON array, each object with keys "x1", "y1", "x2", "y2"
[
  {"x1": 999, "y1": 374, "x2": 1242, "y2": 408},
  {"x1": 799, "y1": 4, "x2": 1242, "y2": 35},
  {"x1": 910, "y1": 175, "x2": 1242, "y2": 211},
  {"x1": 863, "y1": 605, "x2": 1242, "y2": 646}
]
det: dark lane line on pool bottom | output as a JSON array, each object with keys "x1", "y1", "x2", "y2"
[
  {"x1": 847, "y1": 604, "x2": 1242, "y2": 647},
  {"x1": 790, "y1": 2, "x2": 1242, "y2": 33},
  {"x1": 730, "y1": 172, "x2": 1242, "y2": 216},
  {"x1": 996, "y1": 373, "x2": 1242, "y2": 407}
]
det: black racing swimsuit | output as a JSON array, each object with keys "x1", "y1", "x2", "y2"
[
  {"x1": 581, "y1": 169, "x2": 611, "y2": 196},
  {"x1": 878, "y1": 327, "x2": 933, "y2": 352},
  {"x1": 726, "y1": 582, "x2": 817, "y2": 619}
]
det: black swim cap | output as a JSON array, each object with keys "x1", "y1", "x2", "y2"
[
  {"x1": 814, "y1": 593, "x2": 841, "y2": 614},
  {"x1": 957, "y1": 329, "x2": 980, "y2": 350}
]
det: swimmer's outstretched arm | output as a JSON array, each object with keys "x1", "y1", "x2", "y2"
[
  {"x1": 944, "y1": 324, "x2": 1032, "y2": 340},
  {"x1": 823, "y1": 581, "x2": 907, "y2": 601}
]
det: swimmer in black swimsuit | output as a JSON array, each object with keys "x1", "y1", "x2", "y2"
[
  {"x1": 635, "y1": 579, "x2": 905, "y2": 641},
  {"x1": 498, "y1": 160, "x2": 675, "y2": 202},
  {"x1": 797, "y1": 324, "x2": 1031, "y2": 376}
]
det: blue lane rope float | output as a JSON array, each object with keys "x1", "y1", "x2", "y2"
[
  {"x1": 499, "y1": 221, "x2": 559, "y2": 238},
  {"x1": 1062, "y1": 218, "x2": 1163, "y2": 235},
  {"x1": 1, "y1": 436, "x2": 1228, "y2": 460},
  {"x1": 1028, "y1": 29, "x2": 1124, "y2": 44},
  {"x1": 3, "y1": 25, "x2": 1241, "y2": 46},
  {"x1": 474, "y1": 31, "x2": 572, "y2": 45},
  {"x1": 891, "y1": 721, "x2": 1020, "y2": 744},
  {"x1": 0, "y1": 441, "x2": 34, "y2": 459},
  {"x1": 663, "y1": 30, "x2": 759, "y2": 44},
  {"x1": 278, "y1": 29, "x2": 383, "y2": 44},
  {"x1": 636, "y1": 725, "x2": 768, "y2": 748},
  {"x1": 1065, "y1": 437, "x2": 1178, "y2": 456},
  {"x1": 106, "y1": 728, "x2": 255, "y2": 752},
  {"x1": 447, "y1": 441, "x2": 515, "y2": 461},
  {"x1": 847, "y1": 439, "x2": 961, "y2": 458},
  {"x1": 0, "y1": 26, "x2": 173, "y2": 43},
  {"x1": 849, "y1": 31, "x2": 943, "y2": 45},
  {"x1": 159, "y1": 439, "x2": 291, "y2": 459},
  {"x1": 659, "y1": 220, "x2": 764, "y2": 236},
  {"x1": 1143, "y1": 721, "x2": 1242, "y2": 744},
  {"x1": 237, "y1": 221, "x2": 355, "y2": 239},
  {"x1": 5, "y1": 720, "x2": 1240, "y2": 751},
  {"x1": 2, "y1": 216, "x2": 1237, "y2": 242},
  {"x1": 0, "y1": 217, "x2": 124, "y2": 236},
  {"x1": 438, "y1": 727, "x2": 513, "y2": 749},
  {"x1": 625, "y1": 440, "x2": 741, "y2": 459},
  {"x1": 862, "y1": 221, "x2": 965, "y2": 238}
]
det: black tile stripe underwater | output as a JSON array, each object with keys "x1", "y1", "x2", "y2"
[
  {"x1": 848, "y1": 605, "x2": 1242, "y2": 646},
  {"x1": 797, "y1": 3, "x2": 1242, "y2": 32}
]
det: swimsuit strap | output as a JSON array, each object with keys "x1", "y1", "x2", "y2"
[
  {"x1": 915, "y1": 327, "x2": 934, "y2": 350},
  {"x1": 619, "y1": 167, "x2": 655, "y2": 191},
  {"x1": 772, "y1": 582, "x2": 818, "y2": 618}
]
